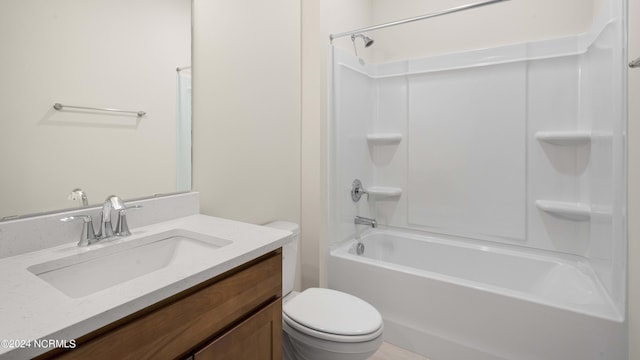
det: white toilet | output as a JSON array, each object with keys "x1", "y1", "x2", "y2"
[{"x1": 265, "y1": 221, "x2": 383, "y2": 360}]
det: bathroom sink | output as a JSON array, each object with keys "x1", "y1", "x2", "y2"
[{"x1": 27, "y1": 229, "x2": 231, "y2": 298}]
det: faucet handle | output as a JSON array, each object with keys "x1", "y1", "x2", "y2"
[
  {"x1": 115, "y1": 205, "x2": 142, "y2": 237},
  {"x1": 60, "y1": 215, "x2": 97, "y2": 247},
  {"x1": 105, "y1": 195, "x2": 125, "y2": 211},
  {"x1": 351, "y1": 179, "x2": 368, "y2": 202}
]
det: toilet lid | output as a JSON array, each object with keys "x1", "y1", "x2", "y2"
[{"x1": 283, "y1": 288, "x2": 382, "y2": 336}]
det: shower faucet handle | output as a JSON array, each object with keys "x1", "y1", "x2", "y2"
[{"x1": 351, "y1": 179, "x2": 368, "y2": 202}]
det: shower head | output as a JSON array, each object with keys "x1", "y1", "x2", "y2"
[
  {"x1": 351, "y1": 34, "x2": 374, "y2": 47},
  {"x1": 350, "y1": 33, "x2": 374, "y2": 62}
]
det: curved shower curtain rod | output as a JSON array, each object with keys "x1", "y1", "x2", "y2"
[{"x1": 329, "y1": 0, "x2": 510, "y2": 43}]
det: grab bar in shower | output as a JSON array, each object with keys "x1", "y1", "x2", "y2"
[
  {"x1": 53, "y1": 103, "x2": 146, "y2": 117},
  {"x1": 329, "y1": 0, "x2": 510, "y2": 42}
]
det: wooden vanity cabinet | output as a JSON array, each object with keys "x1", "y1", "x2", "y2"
[
  {"x1": 39, "y1": 250, "x2": 282, "y2": 360},
  {"x1": 193, "y1": 298, "x2": 282, "y2": 360}
]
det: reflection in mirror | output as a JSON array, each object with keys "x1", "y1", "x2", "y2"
[{"x1": 0, "y1": 0, "x2": 192, "y2": 220}]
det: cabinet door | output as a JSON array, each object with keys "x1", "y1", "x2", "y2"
[{"x1": 195, "y1": 298, "x2": 282, "y2": 360}]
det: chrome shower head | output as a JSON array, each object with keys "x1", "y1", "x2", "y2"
[
  {"x1": 364, "y1": 36, "x2": 374, "y2": 47},
  {"x1": 350, "y1": 33, "x2": 375, "y2": 62},
  {"x1": 351, "y1": 34, "x2": 374, "y2": 47}
]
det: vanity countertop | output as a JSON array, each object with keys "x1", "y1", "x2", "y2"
[{"x1": 0, "y1": 214, "x2": 292, "y2": 360}]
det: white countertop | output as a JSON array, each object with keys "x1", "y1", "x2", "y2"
[{"x1": 0, "y1": 214, "x2": 292, "y2": 359}]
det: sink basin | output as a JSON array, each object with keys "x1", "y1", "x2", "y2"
[{"x1": 27, "y1": 229, "x2": 231, "y2": 298}]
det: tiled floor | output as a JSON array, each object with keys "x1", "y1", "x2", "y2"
[{"x1": 369, "y1": 342, "x2": 431, "y2": 360}]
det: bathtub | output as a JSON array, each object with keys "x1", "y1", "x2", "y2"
[{"x1": 328, "y1": 229, "x2": 626, "y2": 360}]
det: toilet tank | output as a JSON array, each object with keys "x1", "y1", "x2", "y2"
[{"x1": 264, "y1": 221, "x2": 299, "y2": 296}]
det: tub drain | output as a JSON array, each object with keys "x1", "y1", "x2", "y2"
[{"x1": 356, "y1": 242, "x2": 365, "y2": 255}]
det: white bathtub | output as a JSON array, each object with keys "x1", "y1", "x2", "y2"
[{"x1": 328, "y1": 230, "x2": 626, "y2": 360}]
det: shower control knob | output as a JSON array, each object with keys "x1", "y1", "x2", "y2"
[{"x1": 351, "y1": 179, "x2": 368, "y2": 202}]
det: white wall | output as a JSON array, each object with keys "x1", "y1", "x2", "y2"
[
  {"x1": 0, "y1": 0, "x2": 190, "y2": 218},
  {"x1": 301, "y1": 0, "x2": 323, "y2": 289},
  {"x1": 300, "y1": 0, "x2": 372, "y2": 288},
  {"x1": 370, "y1": 0, "x2": 594, "y2": 63},
  {"x1": 192, "y1": 1, "x2": 300, "y2": 225}
]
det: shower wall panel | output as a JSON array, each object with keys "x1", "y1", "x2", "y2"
[
  {"x1": 332, "y1": 52, "x2": 376, "y2": 244},
  {"x1": 330, "y1": 3, "x2": 624, "y2": 285},
  {"x1": 526, "y1": 56, "x2": 585, "y2": 254},
  {"x1": 580, "y1": 15, "x2": 627, "y2": 314},
  {"x1": 407, "y1": 63, "x2": 526, "y2": 242},
  {"x1": 368, "y1": 73, "x2": 408, "y2": 228}
]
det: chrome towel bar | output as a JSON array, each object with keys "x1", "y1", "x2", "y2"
[{"x1": 53, "y1": 103, "x2": 146, "y2": 117}]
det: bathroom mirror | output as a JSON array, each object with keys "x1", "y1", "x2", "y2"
[{"x1": 0, "y1": 0, "x2": 192, "y2": 220}]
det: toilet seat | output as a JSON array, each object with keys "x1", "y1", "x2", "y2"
[
  {"x1": 283, "y1": 288, "x2": 383, "y2": 343},
  {"x1": 283, "y1": 313, "x2": 383, "y2": 343}
]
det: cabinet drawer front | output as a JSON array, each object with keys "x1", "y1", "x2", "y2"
[
  {"x1": 195, "y1": 298, "x2": 282, "y2": 360},
  {"x1": 50, "y1": 251, "x2": 282, "y2": 360}
]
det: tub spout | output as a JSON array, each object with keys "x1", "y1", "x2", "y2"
[{"x1": 355, "y1": 216, "x2": 377, "y2": 228}]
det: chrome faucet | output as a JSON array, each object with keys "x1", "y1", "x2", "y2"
[
  {"x1": 355, "y1": 216, "x2": 377, "y2": 228},
  {"x1": 99, "y1": 195, "x2": 125, "y2": 239},
  {"x1": 60, "y1": 195, "x2": 141, "y2": 247}
]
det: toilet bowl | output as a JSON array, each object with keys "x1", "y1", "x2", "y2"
[
  {"x1": 282, "y1": 288, "x2": 383, "y2": 360},
  {"x1": 265, "y1": 221, "x2": 383, "y2": 360}
]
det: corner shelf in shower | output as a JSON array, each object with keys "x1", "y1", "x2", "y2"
[
  {"x1": 534, "y1": 131, "x2": 591, "y2": 146},
  {"x1": 366, "y1": 186, "x2": 402, "y2": 199},
  {"x1": 366, "y1": 133, "x2": 402, "y2": 145},
  {"x1": 535, "y1": 200, "x2": 591, "y2": 221}
]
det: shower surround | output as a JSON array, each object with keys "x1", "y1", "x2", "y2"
[{"x1": 328, "y1": 2, "x2": 627, "y2": 359}]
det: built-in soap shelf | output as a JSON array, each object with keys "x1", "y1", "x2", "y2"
[
  {"x1": 535, "y1": 200, "x2": 591, "y2": 221},
  {"x1": 366, "y1": 186, "x2": 402, "y2": 199},
  {"x1": 534, "y1": 131, "x2": 591, "y2": 146},
  {"x1": 366, "y1": 133, "x2": 402, "y2": 145}
]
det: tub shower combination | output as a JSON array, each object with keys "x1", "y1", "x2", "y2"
[
  {"x1": 329, "y1": 230, "x2": 624, "y2": 360},
  {"x1": 328, "y1": 1, "x2": 627, "y2": 359}
]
